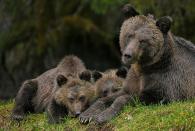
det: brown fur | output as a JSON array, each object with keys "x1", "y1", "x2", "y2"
[
  {"x1": 121, "y1": 16, "x2": 195, "y2": 102},
  {"x1": 80, "y1": 68, "x2": 126, "y2": 99},
  {"x1": 79, "y1": 11, "x2": 195, "y2": 124},
  {"x1": 47, "y1": 77, "x2": 95, "y2": 123},
  {"x1": 95, "y1": 69, "x2": 124, "y2": 98},
  {"x1": 79, "y1": 68, "x2": 127, "y2": 124},
  {"x1": 11, "y1": 55, "x2": 86, "y2": 121}
]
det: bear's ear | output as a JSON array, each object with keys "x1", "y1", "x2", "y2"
[
  {"x1": 122, "y1": 4, "x2": 139, "y2": 19},
  {"x1": 92, "y1": 71, "x2": 102, "y2": 82},
  {"x1": 156, "y1": 16, "x2": 172, "y2": 34},
  {"x1": 116, "y1": 66, "x2": 128, "y2": 78},
  {"x1": 56, "y1": 74, "x2": 68, "y2": 87},
  {"x1": 79, "y1": 70, "x2": 91, "y2": 82}
]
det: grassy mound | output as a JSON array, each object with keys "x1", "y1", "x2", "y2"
[{"x1": 0, "y1": 100, "x2": 195, "y2": 131}]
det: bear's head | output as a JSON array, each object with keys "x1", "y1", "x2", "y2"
[
  {"x1": 120, "y1": 4, "x2": 172, "y2": 67},
  {"x1": 53, "y1": 74, "x2": 95, "y2": 117},
  {"x1": 95, "y1": 67, "x2": 127, "y2": 98}
]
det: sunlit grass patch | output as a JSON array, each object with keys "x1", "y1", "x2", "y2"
[{"x1": 112, "y1": 101, "x2": 195, "y2": 131}]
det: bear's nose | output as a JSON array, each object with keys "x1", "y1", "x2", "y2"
[{"x1": 124, "y1": 54, "x2": 132, "y2": 59}]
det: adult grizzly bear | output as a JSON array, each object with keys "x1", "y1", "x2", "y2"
[
  {"x1": 47, "y1": 74, "x2": 95, "y2": 123},
  {"x1": 79, "y1": 4, "x2": 195, "y2": 124},
  {"x1": 11, "y1": 55, "x2": 87, "y2": 121}
]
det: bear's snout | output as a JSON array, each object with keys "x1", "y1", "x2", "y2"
[{"x1": 122, "y1": 51, "x2": 133, "y2": 65}]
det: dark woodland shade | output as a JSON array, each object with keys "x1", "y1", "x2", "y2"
[{"x1": 1, "y1": 1, "x2": 194, "y2": 100}]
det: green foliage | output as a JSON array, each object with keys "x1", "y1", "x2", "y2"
[
  {"x1": 0, "y1": 0, "x2": 194, "y2": 53},
  {"x1": 113, "y1": 102, "x2": 195, "y2": 130},
  {"x1": 0, "y1": 100, "x2": 195, "y2": 130},
  {"x1": 89, "y1": 0, "x2": 128, "y2": 14}
]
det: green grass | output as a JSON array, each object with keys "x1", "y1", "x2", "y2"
[{"x1": 0, "y1": 100, "x2": 195, "y2": 131}]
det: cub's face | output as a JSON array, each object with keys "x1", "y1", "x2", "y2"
[
  {"x1": 95, "y1": 68, "x2": 127, "y2": 98},
  {"x1": 96, "y1": 78, "x2": 122, "y2": 98},
  {"x1": 120, "y1": 16, "x2": 164, "y2": 66},
  {"x1": 54, "y1": 75, "x2": 95, "y2": 117}
]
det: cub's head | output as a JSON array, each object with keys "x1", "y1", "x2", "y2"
[
  {"x1": 95, "y1": 67, "x2": 127, "y2": 98},
  {"x1": 120, "y1": 4, "x2": 172, "y2": 66},
  {"x1": 54, "y1": 74, "x2": 95, "y2": 117}
]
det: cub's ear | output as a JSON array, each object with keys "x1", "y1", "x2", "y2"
[
  {"x1": 122, "y1": 4, "x2": 139, "y2": 19},
  {"x1": 79, "y1": 70, "x2": 91, "y2": 82},
  {"x1": 156, "y1": 16, "x2": 172, "y2": 34},
  {"x1": 92, "y1": 71, "x2": 102, "y2": 82},
  {"x1": 116, "y1": 66, "x2": 128, "y2": 78},
  {"x1": 56, "y1": 74, "x2": 68, "y2": 87}
]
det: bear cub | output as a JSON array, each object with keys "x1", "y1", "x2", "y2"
[
  {"x1": 47, "y1": 74, "x2": 95, "y2": 123},
  {"x1": 11, "y1": 55, "x2": 91, "y2": 122}
]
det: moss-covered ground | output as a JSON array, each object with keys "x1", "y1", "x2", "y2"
[{"x1": 0, "y1": 100, "x2": 195, "y2": 131}]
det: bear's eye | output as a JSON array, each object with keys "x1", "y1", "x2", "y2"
[
  {"x1": 79, "y1": 96, "x2": 86, "y2": 102},
  {"x1": 68, "y1": 97, "x2": 74, "y2": 103}
]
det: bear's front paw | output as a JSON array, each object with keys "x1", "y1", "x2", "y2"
[
  {"x1": 93, "y1": 114, "x2": 107, "y2": 125},
  {"x1": 79, "y1": 113, "x2": 94, "y2": 124},
  {"x1": 93, "y1": 107, "x2": 117, "y2": 125}
]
